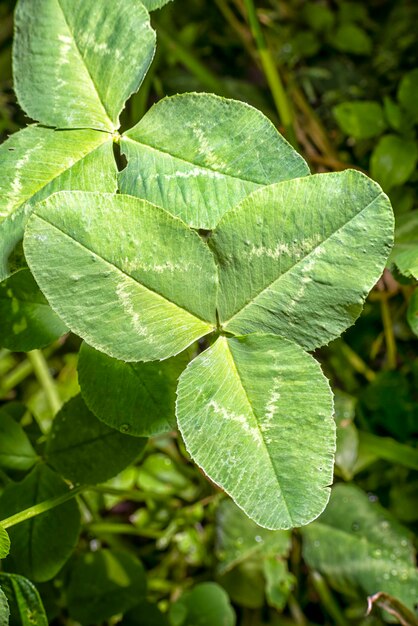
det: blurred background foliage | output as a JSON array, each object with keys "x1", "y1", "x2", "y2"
[{"x1": 0, "y1": 0, "x2": 417, "y2": 624}]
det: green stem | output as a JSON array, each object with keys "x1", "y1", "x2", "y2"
[
  {"x1": 1, "y1": 485, "x2": 84, "y2": 529},
  {"x1": 380, "y1": 295, "x2": 397, "y2": 369},
  {"x1": 339, "y1": 341, "x2": 376, "y2": 382},
  {"x1": 90, "y1": 485, "x2": 147, "y2": 502},
  {"x1": 243, "y1": 0, "x2": 297, "y2": 146},
  {"x1": 86, "y1": 522, "x2": 161, "y2": 539},
  {"x1": 27, "y1": 350, "x2": 62, "y2": 415},
  {"x1": 311, "y1": 572, "x2": 349, "y2": 626}
]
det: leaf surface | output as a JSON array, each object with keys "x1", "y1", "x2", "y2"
[
  {"x1": 210, "y1": 170, "x2": 394, "y2": 351},
  {"x1": 13, "y1": 0, "x2": 155, "y2": 130},
  {"x1": 67, "y1": 549, "x2": 146, "y2": 624},
  {"x1": 120, "y1": 93, "x2": 309, "y2": 229},
  {"x1": 0, "y1": 465, "x2": 80, "y2": 582},
  {"x1": 46, "y1": 394, "x2": 147, "y2": 484},
  {"x1": 0, "y1": 125, "x2": 116, "y2": 281},
  {"x1": 169, "y1": 583, "x2": 236, "y2": 626},
  {"x1": 142, "y1": 0, "x2": 173, "y2": 8},
  {"x1": 0, "y1": 573, "x2": 48, "y2": 626},
  {"x1": 24, "y1": 192, "x2": 217, "y2": 361},
  {"x1": 0, "y1": 527, "x2": 10, "y2": 560},
  {"x1": 0, "y1": 588, "x2": 8, "y2": 626},
  {"x1": 302, "y1": 484, "x2": 418, "y2": 612},
  {"x1": 0, "y1": 405, "x2": 38, "y2": 471},
  {"x1": 78, "y1": 343, "x2": 190, "y2": 436},
  {"x1": 389, "y1": 210, "x2": 418, "y2": 279},
  {"x1": 0, "y1": 269, "x2": 67, "y2": 351},
  {"x1": 177, "y1": 334, "x2": 335, "y2": 529}
]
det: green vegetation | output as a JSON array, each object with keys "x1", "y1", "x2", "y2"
[{"x1": 0, "y1": 0, "x2": 417, "y2": 624}]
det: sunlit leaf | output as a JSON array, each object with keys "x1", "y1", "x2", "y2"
[
  {"x1": 13, "y1": 0, "x2": 155, "y2": 130},
  {"x1": 177, "y1": 334, "x2": 335, "y2": 529},
  {"x1": 24, "y1": 192, "x2": 217, "y2": 361},
  {"x1": 119, "y1": 93, "x2": 309, "y2": 229}
]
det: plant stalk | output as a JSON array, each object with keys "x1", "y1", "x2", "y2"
[
  {"x1": 27, "y1": 349, "x2": 62, "y2": 415},
  {"x1": 311, "y1": 571, "x2": 349, "y2": 626}
]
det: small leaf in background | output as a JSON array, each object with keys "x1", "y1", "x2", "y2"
[
  {"x1": 216, "y1": 499, "x2": 291, "y2": 574},
  {"x1": 219, "y1": 560, "x2": 265, "y2": 609},
  {"x1": 0, "y1": 405, "x2": 38, "y2": 471},
  {"x1": 0, "y1": 464, "x2": 80, "y2": 582},
  {"x1": 0, "y1": 527, "x2": 10, "y2": 560},
  {"x1": 397, "y1": 68, "x2": 418, "y2": 123},
  {"x1": 211, "y1": 170, "x2": 393, "y2": 351},
  {"x1": 177, "y1": 334, "x2": 335, "y2": 529},
  {"x1": 334, "y1": 391, "x2": 358, "y2": 480},
  {"x1": 67, "y1": 549, "x2": 146, "y2": 624},
  {"x1": 24, "y1": 192, "x2": 217, "y2": 362},
  {"x1": 302, "y1": 484, "x2": 418, "y2": 612},
  {"x1": 333, "y1": 101, "x2": 386, "y2": 139},
  {"x1": 301, "y1": 3, "x2": 335, "y2": 32},
  {"x1": 0, "y1": 573, "x2": 48, "y2": 626},
  {"x1": 137, "y1": 453, "x2": 198, "y2": 502},
  {"x1": 78, "y1": 342, "x2": 190, "y2": 437},
  {"x1": 407, "y1": 289, "x2": 418, "y2": 336},
  {"x1": 0, "y1": 269, "x2": 67, "y2": 351},
  {"x1": 169, "y1": 583, "x2": 236, "y2": 626},
  {"x1": 389, "y1": 210, "x2": 418, "y2": 279},
  {"x1": 13, "y1": 0, "x2": 156, "y2": 130},
  {"x1": 122, "y1": 601, "x2": 169, "y2": 625},
  {"x1": 0, "y1": 587, "x2": 9, "y2": 626},
  {"x1": 264, "y1": 557, "x2": 296, "y2": 611},
  {"x1": 370, "y1": 135, "x2": 418, "y2": 191},
  {"x1": 46, "y1": 394, "x2": 147, "y2": 484},
  {"x1": 0, "y1": 125, "x2": 117, "y2": 282},
  {"x1": 383, "y1": 97, "x2": 407, "y2": 133},
  {"x1": 119, "y1": 93, "x2": 309, "y2": 230},
  {"x1": 328, "y1": 23, "x2": 372, "y2": 55}
]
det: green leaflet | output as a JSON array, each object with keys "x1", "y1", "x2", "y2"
[
  {"x1": 0, "y1": 527, "x2": 10, "y2": 560},
  {"x1": 216, "y1": 499, "x2": 291, "y2": 574},
  {"x1": 0, "y1": 125, "x2": 117, "y2": 281},
  {"x1": 46, "y1": 394, "x2": 147, "y2": 484},
  {"x1": 407, "y1": 289, "x2": 418, "y2": 336},
  {"x1": 24, "y1": 192, "x2": 217, "y2": 362},
  {"x1": 0, "y1": 404, "x2": 38, "y2": 471},
  {"x1": 176, "y1": 334, "x2": 335, "y2": 530},
  {"x1": 390, "y1": 210, "x2": 418, "y2": 279},
  {"x1": 0, "y1": 269, "x2": 68, "y2": 351},
  {"x1": 0, "y1": 465, "x2": 81, "y2": 582},
  {"x1": 78, "y1": 342, "x2": 191, "y2": 436},
  {"x1": 0, "y1": 574, "x2": 48, "y2": 626},
  {"x1": 13, "y1": 0, "x2": 155, "y2": 131},
  {"x1": 210, "y1": 170, "x2": 394, "y2": 351},
  {"x1": 67, "y1": 549, "x2": 146, "y2": 624},
  {"x1": 119, "y1": 93, "x2": 309, "y2": 229},
  {"x1": 0, "y1": 588, "x2": 9, "y2": 626},
  {"x1": 332, "y1": 100, "x2": 386, "y2": 139},
  {"x1": 122, "y1": 602, "x2": 169, "y2": 626},
  {"x1": 370, "y1": 134, "x2": 418, "y2": 191},
  {"x1": 169, "y1": 583, "x2": 236, "y2": 626},
  {"x1": 302, "y1": 484, "x2": 418, "y2": 612}
]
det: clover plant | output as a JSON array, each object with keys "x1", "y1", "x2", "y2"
[{"x1": 0, "y1": 0, "x2": 397, "y2": 618}]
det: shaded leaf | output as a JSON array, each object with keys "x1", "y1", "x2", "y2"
[
  {"x1": 0, "y1": 588, "x2": 9, "y2": 626},
  {"x1": 216, "y1": 499, "x2": 291, "y2": 574},
  {"x1": 0, "y1": 404, "x2": 38, "y2": 471},
  {"x1": 177, "y1": 334, "x2": 335, "y2": 529},
  {"x1": 210, "y1": 170, "x2": 393, "y2": 351},
  {"x1": 119, "y1": 93, "x2": 309, "y2": 229},
  {"x1": 302, "y1": 484, "x2": 418, "y2": 612},
  {"x1": 264, "y1": 557, "x2": 295, "y2": 611},
  {"x1": 24, "y1": 192, "x2": 217, "y2": 361},
  {"x1": 0, "y1": 270, "x2": 67, "y2": 351},
  {"x1": 67, "y1": 549, "x2": 146, "y2": 624},
  {"x1": 367, "y1": 592, "x2": 418, "y2": 626},
  {"x1": 407, "y1": 288, "x2": 418, "y2": 336},
  {"x1": 397, "y1": 69, "x2": 418, "y2": 123},
  {"x1": 0, "y1": 125, "x2": 117, "y2": 281},
  {"x1": 333, "y1": 101, "x2": 386, "y2": 139},
  {"x1": 78, "y1": 342, "x2": 190, "y2": 436},
  {"x1": 46, "y1": 394, "x2": 147, "y2": 484},
  {"x1": 122, "y1": 601, "x2": 169, "y2": 626},
  {"x1": 169, "y1": 583, "x2": 235, "y2": 626},
  {"x1": 0, "y1": 465, "x2": 80, "y2": 581},
  {"x1": 13, "y1": 0, "x2": 155, "y2": 130},
  {"x1": 0, "y1": 574, "x2": 47, "y2": 626},
  {"x1": 371, "y1": 135, "x2": 418, "y2": 191}
]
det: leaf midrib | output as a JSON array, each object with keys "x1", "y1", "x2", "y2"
[
  {"x1": 222, "y1": 192, "x2": 385, "y2": 326},
  {"x1": 122, "y1": 136, "x2": 265, "y2": 187},
  {"x1": 32, "y1": 213, "x2": 215, "y2": 327},
  {"x1": 223, "y1": 338, "x2": 294, "y2": 527},
  {"x1": 56, "y1": 0, "x2": 114, "y2": 130}
]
